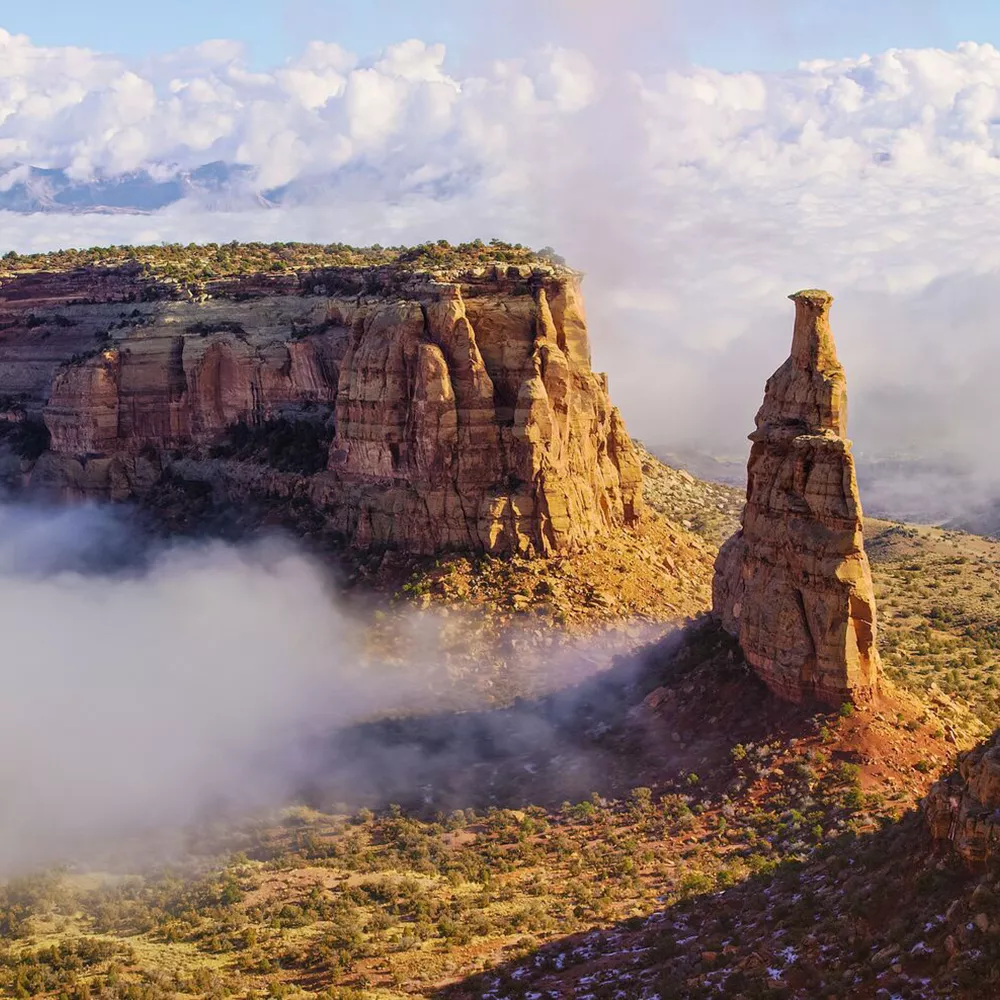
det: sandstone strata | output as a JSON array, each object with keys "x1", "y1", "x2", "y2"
[
  {"x1": 0, "y1": 262, "x2": 641, "y2": 555},
  {"x1": 927, "y1": 736, "x2": 1000, "y2": 866},
  {"x1": 712, "y1": 290, "x2": 881, "y2": 706}
]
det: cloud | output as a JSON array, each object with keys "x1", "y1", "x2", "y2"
[
  {"x1": 0, "y1": 499, "x2": 676, "y2": 873},
  {"x1": 2, "y1": 21, "x2": 1000, "y2": 511}
]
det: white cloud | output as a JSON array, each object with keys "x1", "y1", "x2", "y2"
[
  {"x1": 0, "y1": 500, "x2": 464, "y2": 871},
  {"x1": 3, "y1": 28, "x2": 1000, "y2": 506}
]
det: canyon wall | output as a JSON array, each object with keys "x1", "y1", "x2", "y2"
[
  {"x1": 0, "y1": 263, "x2": 642, "y2": 555},
  {"x1": 712, "y1": 290, "x2": 881, "y2": 706}
]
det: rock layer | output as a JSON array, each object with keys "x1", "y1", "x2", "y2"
[
  {"x1": 0, "y1": 263, "x2": 641, "y2": 555},
  {"x1": 712, "y1": 290, "x2": 881, "y2": 706},
  {"x1": 926, "y1": 736, "x2": 1000, "y2": 867}
]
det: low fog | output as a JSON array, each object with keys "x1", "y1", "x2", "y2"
[
  {"x1": 0, "y1": 500, "x2": 674, "y2": 875},
  {"x1": 0, "y1": 500, "x2": 444, "y2": 872}
]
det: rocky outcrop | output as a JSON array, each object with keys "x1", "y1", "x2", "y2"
[
  {"x1": 927, "y1": 735, "x2": 1000, "y2": 867},
  {"x1": 0, "y1": 262, "x2": 641, "y2": 555},
  {"x1": 712, "y1": 290, "x2": 881, "y2": 706}
]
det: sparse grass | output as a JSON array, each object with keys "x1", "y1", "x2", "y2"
[
  {"x1": 0, "y1": 748, "x2": 897, "y2": 1000},
  {"x1": 867, "y1": 518, "x2": 1000, "y2": 727},
  {"x1": 0, "y1": 240, "x2": 566, "y2": 286}
]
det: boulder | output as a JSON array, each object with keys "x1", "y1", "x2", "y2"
[{"x1": 927, "y1": 736, "x2": 1000, "y2": 867}]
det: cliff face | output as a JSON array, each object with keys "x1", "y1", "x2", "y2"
[
  {"x1": 0, "y1": 263, "x2": 642, "y2": 555},
  {"x1": 712, "y1": 290, "x2": 881, "y2": 706},
  {"x1": 926, "y1": 736, "x2": 1000, "y2": 867}
]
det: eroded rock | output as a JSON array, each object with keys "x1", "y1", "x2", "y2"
[
  {"x1": 712, "y1": 289, "x2": 881, "y2": 706},
  {"x1": 927, "y1": 735, "x2": 1000, "y2": 867},
  {"x1": 0, "y1": 263, "x2": 641, "y2": 556}
]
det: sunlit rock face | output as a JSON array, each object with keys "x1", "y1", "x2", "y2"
[
  {"x1": 0, "y1": 263, "x2": 642, "y2": 555},
  {"x1": 713, "y1": 290, "x2": 881, "y2": 707}
]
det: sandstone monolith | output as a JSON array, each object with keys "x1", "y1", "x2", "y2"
[{"x1": 713, "y1": 289, "x2": 881, "y2": 705}]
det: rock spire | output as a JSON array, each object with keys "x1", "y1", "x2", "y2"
[{"x1": 713, "y1": 289, "x2": 881, "y2": 706}]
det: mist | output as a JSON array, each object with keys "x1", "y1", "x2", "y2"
[
  {"x1": 0, "y1": 500, "x2": 446, "y2": 872},
  {"x1": 0, "y1": 498, "x2": 682, "y2": 875}
]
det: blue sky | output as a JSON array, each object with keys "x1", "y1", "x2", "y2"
[{"x1": 2, "y1": 0, "x2": 1000, "y2": 70}]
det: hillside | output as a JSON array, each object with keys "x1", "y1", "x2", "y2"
[
  {"x1": 635, "y1": 443, "x2": 743, "y2": 545},
  {"x1": 4, "y1": 502, "x2": 1000, "y2": 998},
  {"x1": 361, "y1": 447, "x2": 738, "y2": 707},
  {"x1": 868, "y1": 518, "x2": 1000, "y2": 729},
  {"x1": 444, "y1": 801, "x2": 997, "y2": 999},
  {"x1": 0, "y1": 614, "x2": 981, "y2": 1000}
]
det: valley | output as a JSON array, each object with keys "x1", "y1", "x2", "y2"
[{"x1": 0, "y1": 246, "x2": 997, "y2": 1000}]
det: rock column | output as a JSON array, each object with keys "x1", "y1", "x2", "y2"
[{"x1": 713, "y1": 290, "x2": 881, "y2": 706}]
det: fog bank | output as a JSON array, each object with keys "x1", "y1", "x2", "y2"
[{"x1": 0, "y1": 502, "x2": 436, "y2": 872}]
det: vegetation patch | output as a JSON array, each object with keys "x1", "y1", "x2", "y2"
[
  {"x1": 0, "y1": 416, "x2": 50, "y2": 460},
  {"x1": 0, "y1": 239, "x2": 565, "y2": 287},
  {"x1": 185, "y1": 320, "x2": 248, "y2": 337},
  {"x1": 209, "y1": 415, "x2": 335, "y2": 476},
  {"x1": 868, "y1": 517, "x2": 1000, "y2": 727}
]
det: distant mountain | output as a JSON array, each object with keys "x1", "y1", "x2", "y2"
[
  {"x1": 0, "y1": 162, "x2": 259, "y2": 213},
  {"x1": 0, "y1": 158, "x2": 480, "y2": 215}
]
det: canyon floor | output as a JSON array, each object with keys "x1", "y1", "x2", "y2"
[{"x1": 2, "y1": 454, "x2": 999, "y2": 999}]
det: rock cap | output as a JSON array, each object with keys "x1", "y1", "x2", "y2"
[
  {"x1": 787, "y1": 289, "x2": 840, "y2": 377},
  {"x1": 788, "y1": 288, "x2": 833, "y2": 305}
]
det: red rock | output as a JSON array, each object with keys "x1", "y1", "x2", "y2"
[
  {"x1": 713, "y1": 290, "x2": 881, "y2": 706},
  {"x1": 926, "y1": 736, "x2": 1000, "y2": 867},
  {"x1": 0, "y1": 263, "x2": 641, "y2": 555}
]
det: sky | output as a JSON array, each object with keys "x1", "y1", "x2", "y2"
[
  {"x1": 2, "y1": 0, "x2": 998, "y2": 72},
  {"x1": 3, "y1": 0, "x2": 1000, "y2": 510}
]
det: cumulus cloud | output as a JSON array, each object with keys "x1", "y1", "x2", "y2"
[{"x1": 3, "y1": 15, "x2": 1000, "y2": 513}]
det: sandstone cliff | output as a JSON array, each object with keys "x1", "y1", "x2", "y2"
[
  {"x1": 712, "y1": 290, "x2": 881, "y2": 706},
  {"x1": 926, "y1": 734, "x2": 1000, "y2": 867},
  {"x1": 0, "y1": 258, "x2": 641, "y2": 555}
]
